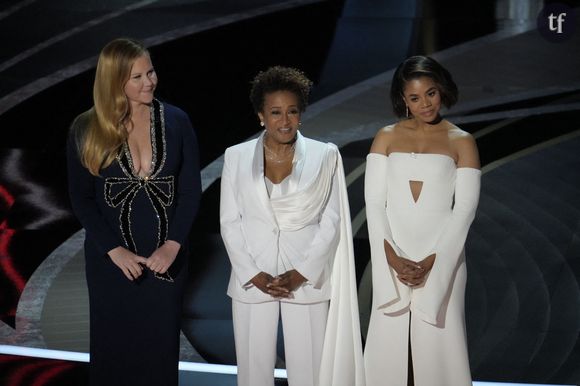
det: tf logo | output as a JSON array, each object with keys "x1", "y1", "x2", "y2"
[{"x1": 537, "y1": 3, "x2": 576, "y2": 42}]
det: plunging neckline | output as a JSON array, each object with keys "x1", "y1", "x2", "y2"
[
  {"x1": 265, "y1": 174, "x2": 291, "y2": 185},
  {"x1": 124, "y1": 107, "x2": 156, "y2": 179},
  {"x1": 116, "y1": 99, "x2": 166, "y2": 181}
]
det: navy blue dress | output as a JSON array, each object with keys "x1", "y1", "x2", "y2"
[{"x1": 67, "y1": 100, "x2": 201, "y2": 386}]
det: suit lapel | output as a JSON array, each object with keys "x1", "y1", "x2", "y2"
[{"x1": 252, "y1": 132, "x2": 279, "y2": 227}]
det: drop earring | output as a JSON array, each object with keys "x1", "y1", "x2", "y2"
[
  {"x1": 260, "y1": 121, "x2": 264, "y2": 127},
  {"x1": 406, "y1": 105, "x2": 409, "y2": 118}
]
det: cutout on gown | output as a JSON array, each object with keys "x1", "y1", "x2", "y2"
[{"x1": 409, "y1": 180, "x2": 423, "y2": 203}]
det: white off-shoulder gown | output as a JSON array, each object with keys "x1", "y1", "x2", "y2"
[{"x1": 364, "y1": 152, "x2": 480, "y2": 386}]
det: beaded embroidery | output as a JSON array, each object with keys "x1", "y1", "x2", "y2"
[{"x1": 104, "y1": 99, "x2": 175, "y2": 282}]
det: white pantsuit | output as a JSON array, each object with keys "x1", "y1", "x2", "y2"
[
  {"x1": 220, "y1": 132, "x2": 365, "y2": 386},
  {"x1": 233, "y1": 300, "x2": 328, "y2": 386}
]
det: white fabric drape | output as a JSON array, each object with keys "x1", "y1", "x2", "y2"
[
  {"x1": 316, "y1": 149, "x2": 366, "y2": 386},
  {"x1": 270, "y1": 146, "x2": 336, "y2": 232},
  {"x1": 269, "y1": 143, "x2": 365, "y2": 386}
]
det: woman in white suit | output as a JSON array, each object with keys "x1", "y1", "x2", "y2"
[{"x1": 220, "y1": 66, "x2": 364, "y2": 386}]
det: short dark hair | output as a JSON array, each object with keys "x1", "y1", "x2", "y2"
[
  {"x1": 390, "y1": 56, "x2": 458, "y2": 118},
  {"x1": 249, "y1": 66, "x2": 313, "y2": 113}
]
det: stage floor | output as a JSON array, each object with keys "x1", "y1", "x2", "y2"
[{"x1": 0, "y1": 346, "x2": 576, "y2": 386}]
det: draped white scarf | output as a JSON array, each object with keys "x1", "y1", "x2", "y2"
[
  {"x1": 266, "y1": 137, "x2": 365, "y2": 386},
  {"x1": 269, "y1": 145, "x2": 337, "y2": 231}
]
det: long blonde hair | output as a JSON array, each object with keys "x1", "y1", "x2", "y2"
[{"x1": 81, "y1": 38, "x2": 149, "y2": 175}]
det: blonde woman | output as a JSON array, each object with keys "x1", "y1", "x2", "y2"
[{"x1": 67, "y1": 38, "x2": 200, "y2": 386}]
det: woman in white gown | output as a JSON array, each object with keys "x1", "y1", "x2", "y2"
[{"x1": 364, "y1": 56, "x2": 481, "y2": 386}]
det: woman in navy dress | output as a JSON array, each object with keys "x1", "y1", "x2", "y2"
[{"x1": 67, "y1": 38, "x2": 201, "y2": 386}]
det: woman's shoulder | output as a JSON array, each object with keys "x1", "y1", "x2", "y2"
[
  {"x1": 161, "y1": 101, "x2": 194, "y2": 133},
  {"x1": 69, "y1": 108, "x2": 94, "y2": 139},
  {"x1": 374, "y1": 122, "x2": 407, "y2": 142},
  {"x1": 301, "y1": 137, "x2": 341, "y2": 163},
  {"x1": 369, "y1": 123, "x2": 399, "y2": 154},
  {"x1": 162, "y1": 101, "x2": 187, "y2": 118},
  {"x1": 445, "y1": 121, "x2": 476, "y2": 146},
  {"x1": 225, "y1": 137, "x2": 258, "y2": 157},
  {"x1": 445, "y1": 121, "x2": 480, "y2": 168},
  {"x1": 70, "y1": 108, "x2": 93, "y2": 129},
  {"x1": 377, "y1": 123, "x2": 398, "y2": 133},
  {"x1": 303, "y1": 136, "x2": 337, "y2": 151},
  {"x1": 67, "y1": 108, "x2": 94, "y2": 154},
  {"x1": 445, "y1": 121, "x2": 470, "y2": 137}
]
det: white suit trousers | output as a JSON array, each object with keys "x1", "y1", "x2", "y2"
[{"x1": 232, "y1": 299, "x2": 329, "y2": 386}]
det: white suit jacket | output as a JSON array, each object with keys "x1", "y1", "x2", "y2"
[
  {"x1": 220, "y1": 132, "x2": 341, "y2": 304},
  {"x1": 221, "y1": 131, "x2": 366, "y2": 385}
]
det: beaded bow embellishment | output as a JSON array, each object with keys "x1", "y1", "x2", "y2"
[{"x1": 104, "y1": 99, "x2": 174, "y2": 281}]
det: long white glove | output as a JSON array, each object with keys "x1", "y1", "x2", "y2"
[
  {"x1": 364, "y1": 153, "x2": 407, "y2": 310},
  {"x1": 414, "y1": 167, "x2": 481, "y2": 324}
]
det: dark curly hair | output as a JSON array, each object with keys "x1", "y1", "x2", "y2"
[
  {"x1": 390, "y1": 56, "x2": 458, "y2": 118},
  {"x1": 249, "y1": 66, "x2": 313, "y2": 113}
]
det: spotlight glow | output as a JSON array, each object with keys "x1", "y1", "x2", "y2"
[
  {"x1": 0, "y1": 345, "x2": 288, "y2": 378},
  {"x1": 0, "y1": 345, "x2": 574, "y2": 385}
]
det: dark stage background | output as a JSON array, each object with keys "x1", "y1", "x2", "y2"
[{"x1": 1, "y1": 0, "x2": 580, "y2": 385}]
